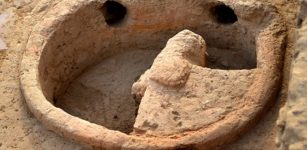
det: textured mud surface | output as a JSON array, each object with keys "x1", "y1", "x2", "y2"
[
  {"x1": 277, "y1": 1, "x2": 307, "y2": 150},
  {"x1": 0, "y1": 0, "x2": 299, "y2": 150}
]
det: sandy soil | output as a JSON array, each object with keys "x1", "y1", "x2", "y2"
[
  {"x1": 0, "y1": 0, "x2": 298, "y2": 149},
  {"x1": 277, "y1": 1, "x2": 307, "y2": 149}
]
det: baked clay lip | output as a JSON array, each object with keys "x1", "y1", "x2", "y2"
[{"x1": 20, "y1": 0, "x2": 286, "y2": 149}]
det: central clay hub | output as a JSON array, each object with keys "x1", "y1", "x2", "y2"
[
  {"x1": 132, "y1": 30, "x2": 209, "y2": 135},
  {"x1": 132, "y1": 30, "x2": 255, "y2": 136}
]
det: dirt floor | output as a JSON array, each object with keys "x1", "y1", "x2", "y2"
[{"x1": 0, "y1": 0, "x2": 299, "y2": 149}]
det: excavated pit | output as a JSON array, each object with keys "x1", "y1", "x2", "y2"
[
  {"x1": 20, "y1": 0, "x2": 287, "y2": 149},
  {"x1": 46, "y1": 2, "x2": 257, "y2": 134}
]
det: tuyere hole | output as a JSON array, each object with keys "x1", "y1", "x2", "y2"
[
  {"x1": 101, "y1": 1, "x2": 127, "y2": 26},
  {"x1": 211, "y1": 4, "x2": 238, "y2": 25}
]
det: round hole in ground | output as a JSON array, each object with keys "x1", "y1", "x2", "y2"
[
  {"x1": 211, "y1": 4, "x2": 238, "y2": 24},
  {"x1": 101, "y1": 0, "x2": 127, "y2": 26},
  {"x1": 38, "y1": 1, "x2": 264, "y2": 135}
]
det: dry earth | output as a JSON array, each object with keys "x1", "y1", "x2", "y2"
[
  {"x1": 277, "y1": 1, "x2": 307, "y2": 150},
  {"x1": 0, "y1": 0, "x2": 299, "y2": 149}
]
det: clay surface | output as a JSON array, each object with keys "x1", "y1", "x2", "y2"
[{"x1": 57, "y1": 49, "x2": 158, "y2": 133}]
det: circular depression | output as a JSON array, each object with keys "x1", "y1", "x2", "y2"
[{"x1": 20, "y1": 0, "x2": 287, "y2": 149}]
